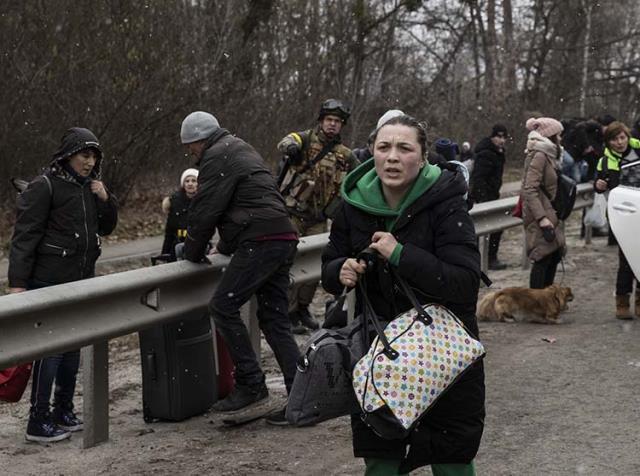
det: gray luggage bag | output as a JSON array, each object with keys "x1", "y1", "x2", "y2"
[{"x1": 285, "y1": 315, "x2": 369, "y2": 426}]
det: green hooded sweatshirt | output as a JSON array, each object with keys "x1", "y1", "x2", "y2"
[{"x1": 341, "y1": 158, "x2": 442, "y2": 266}]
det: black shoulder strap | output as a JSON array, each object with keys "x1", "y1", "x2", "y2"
[
  {"x1": 301, "y1": 138, "x2": 338, "y2": 175},
  {"x1": 601, "y1": 152, "x2": 609, "y2": 174}
]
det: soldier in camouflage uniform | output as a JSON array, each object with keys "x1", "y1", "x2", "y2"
[{"x1": 277, "y1": 99, "x2": 359, "y2": 332}]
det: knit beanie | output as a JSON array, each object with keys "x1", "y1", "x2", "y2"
[
  {"x1": 491, "y1": 124, "x2": 508, "y2": 138},
  {"x1": 525, "y1": 117, "x2": 563, "y2": 138},
  {"x1": 434, "y1": 138, "x2": 459, "y2": 162},
  {"x1": 180, "y1": 168, "x2": 199, "y2": 187},
  {"x1": 180, "y1": 111, "x2": 220, "y2": 144},
  {"x1": 376, "y1": 109, "x2": 405, "y2": 130}
]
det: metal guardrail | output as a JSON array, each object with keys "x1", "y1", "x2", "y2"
[
  {"x1": 471, "y1": 182, "x2": 595, "y2": 270},
  {"x1": 0, "y1": 183, "x2": 595, "y2": 447}
]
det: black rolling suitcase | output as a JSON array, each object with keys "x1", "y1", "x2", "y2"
[{"x1": 139, "y1": 255, "x2": 217, "y2": 422}]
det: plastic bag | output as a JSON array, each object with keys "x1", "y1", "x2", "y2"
[{"x1": 583, "y1": 193, "x2": 607, "y2": 229}]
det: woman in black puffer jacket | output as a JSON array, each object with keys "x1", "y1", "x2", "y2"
[
  {"x1": 8, "y1": 127, "x2": 117, "y2": 443},
  {"x1": 322, "y1": 115, "x2": 484, "y2": 476}
]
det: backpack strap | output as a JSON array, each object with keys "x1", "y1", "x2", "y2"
[{"x1": 41, "y1": 175, "x2": 53, "y2": 197}]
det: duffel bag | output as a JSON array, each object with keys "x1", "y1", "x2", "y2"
[{"x1": 286, "y1": 313, "x2": 369, "y2": 426}]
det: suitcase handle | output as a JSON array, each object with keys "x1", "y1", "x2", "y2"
[{"x1": 145, "y1": 352, "x2": 157, "y2": 381}]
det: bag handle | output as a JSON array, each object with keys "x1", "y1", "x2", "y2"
[
  {"x1": 389, "y1": 268, "x2": 434, "y2": 326},
  {"x1": 357, "y1": 278, "x2": 399, "y2": 361},
  {"x1": 356, "y1": 247, "x2": 434, "y2": 328}
]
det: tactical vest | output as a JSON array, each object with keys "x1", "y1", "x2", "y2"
[{"x1": 279, "y1": 128, "x2": 355, "y2": 224}]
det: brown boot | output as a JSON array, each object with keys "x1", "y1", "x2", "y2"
[{"x1": 616, "y1": 295, "x2": 632, "y2": 320}]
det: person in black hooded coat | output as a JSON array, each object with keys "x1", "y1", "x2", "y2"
[
  {"x1": 8, "y1": 127, "x2": 117, "y2": 443},
  {"x1": 469, "y1": 124, "x2": 508, "y2": 270},
  {"x1": 322, "y1": 115, "x2": 484, "y2": 476}
]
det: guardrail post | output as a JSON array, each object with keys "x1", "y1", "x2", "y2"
[
  {"x1": 82, "y1": 340, "x2": 109, "y2": 448},
  {"x1": 478, "y1": 235, "x2": 489, "y2": 274}
]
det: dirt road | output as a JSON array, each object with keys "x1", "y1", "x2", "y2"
[{"x1": 1, "y1": 217, "x2": 639, "y2": 475}]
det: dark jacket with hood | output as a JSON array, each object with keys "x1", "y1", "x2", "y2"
[
  {"x1": 469, "y1": 136, "x2": 505, "y2": 203},
  {"x1": 8, "y1": 128, "x2": 118, "y2": 288},
  {"x1": 184, "y1": 129, "x2": 296, "y2": 261},
  {"x1": 321, "y1": 161, "x2": 485, "y2": 473},
  {"x1": 161, "y1": 189, "x2": 192, "y2": 261}
]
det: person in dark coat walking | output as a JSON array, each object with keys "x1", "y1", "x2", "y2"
[
  {"x1": 322, "y1": 115, "x2": 484, "y2": 475},
  {"x1": 469, "y1": 124, "x2": 508, "y2": 270},
  {"x1": 180, "y1": 111, "x2": 300, "y2": 425},
  {"x1": 8, "y1": 127, "x2": 118, "y2": 442},
  {"x1": 160, "y1": 168, "x2": 199, "y2": 261}
]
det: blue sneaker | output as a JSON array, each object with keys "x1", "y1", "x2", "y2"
[
  {"x1": 52, "y1": 409, "x2": 83, "y2": 432},
  {"x1": 26, "y1": 414, "x2": 71, "y2": 443}
]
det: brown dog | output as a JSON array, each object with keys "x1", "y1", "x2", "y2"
[{"x1": 477, "y1": 284, "x2": 574, "y2": 324}]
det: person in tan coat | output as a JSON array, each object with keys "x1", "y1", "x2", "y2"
[{"x1": 521, "y1": 117, "x2": 566, "y2": 289}]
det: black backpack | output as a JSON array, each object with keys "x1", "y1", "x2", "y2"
[{"x1": 543, "y1": 169, "x2": 577, "y2": 220}]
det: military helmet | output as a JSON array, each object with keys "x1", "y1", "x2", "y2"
[{"x1": 318, "y1": 99, "x2": 351, "y2": 123}]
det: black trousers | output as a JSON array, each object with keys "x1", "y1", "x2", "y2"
[
  {"x1": 616, "y1": 246, "x2": 639, "y2": 295},
  {"x1": 28, "y1": 279, "x2": 79, "y2": 416},
  {"x1": 30, "y1": 351, "x2": 80, "y2": 416},
  {"x1": 210, "y1": 239, "x2": 300, "y2": 392},
  {"x1": 488, "y1": 231, "x2": 503, "y2": 261},
  {"x1": 529, "y1": 249, "x2": 562, "y2": 289}
]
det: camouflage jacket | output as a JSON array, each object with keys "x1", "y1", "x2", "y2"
[{"x1": 277, "y1": 127, "x2": 358, "y2": 226}]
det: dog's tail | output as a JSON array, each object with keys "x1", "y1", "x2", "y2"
[{"x1": 477, "y1": 292, "x2": 498, "y2": 321}]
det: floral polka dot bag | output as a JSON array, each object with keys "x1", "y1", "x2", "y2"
[{"x1": 352, "y1": 276, "x2": 485, "y2": 440}]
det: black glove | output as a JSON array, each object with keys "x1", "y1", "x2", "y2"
[
  {"x1": 286, "y1": 143, "x2": 301, "y2": 164},
  {"x1": 541, "y1": 226, "x2": 556, "y2": 243}
]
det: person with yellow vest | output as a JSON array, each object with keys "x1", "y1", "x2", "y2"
[
  {"x1": 595, "y1": 121, "x2": 640, "y2": 318},
  {"x1": 277, "y1": 99, "x2": 359, "y2": 333}
]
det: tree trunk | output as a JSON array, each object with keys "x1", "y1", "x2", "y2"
[
  {"x1": 579, "y1": 0, "x2": 592, "y2": 118},
  {"x1": 468, "y1": 0, "x2": 482, "y2": 100},
  {"x1": 502, "y1": 0, "x2": 516, "y2": 93},
  {"x1": 485, "y1": 0, "x2": 497, "y2": 99}
]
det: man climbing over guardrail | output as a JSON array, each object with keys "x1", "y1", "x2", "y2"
[{"x1": 180, "y1": 111, "x2": 301, "y2": 425}]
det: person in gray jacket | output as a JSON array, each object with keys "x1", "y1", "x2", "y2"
[{"x1": 8, "y1": 127, "x2": 117, "y2": 443}]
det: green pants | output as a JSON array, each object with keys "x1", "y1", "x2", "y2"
[{"x1": 364, "y1": 458, "x2": 476, "y2": 476}]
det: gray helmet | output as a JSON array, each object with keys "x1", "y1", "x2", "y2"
[{"x1": 180, "y1": 111, "x2": 220, "y2": 144}]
